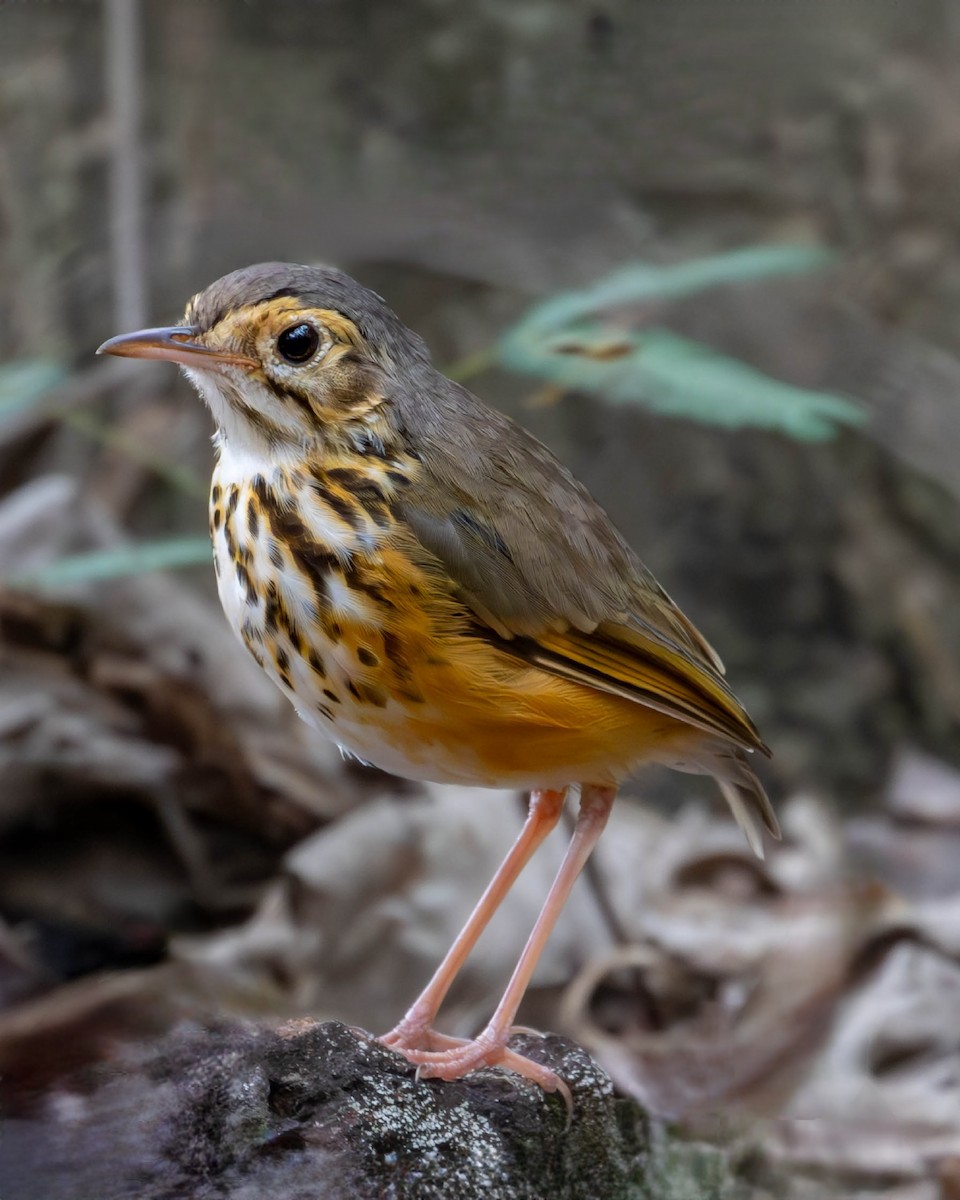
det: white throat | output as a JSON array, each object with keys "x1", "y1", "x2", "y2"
[{"x1": 183, "y1": 364, "x2": 305, "y2": 469}]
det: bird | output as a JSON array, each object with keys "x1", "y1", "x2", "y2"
[{"x1": 98, "y1": 262, "x2": 779, "y2": 1100}]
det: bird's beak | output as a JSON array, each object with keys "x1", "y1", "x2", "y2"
[{"x1": 96, "y1": 326, "x2": 258, "y2": 371}]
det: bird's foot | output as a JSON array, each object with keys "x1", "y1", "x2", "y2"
[
  {"x1": 379, "y1": 1021, "x2": 459, "y2": 1054},
  {"x1": 382, "y1": 1024, "x2": 570, "y2": 1108}
]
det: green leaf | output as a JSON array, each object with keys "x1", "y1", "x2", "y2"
[
  {"x1": 549, "y1": 326, "x2": 862, "y2": 440},
  {"x1": 8, "y1": 537, "x2": 212, "y2": 589},
  {"x1": 516, "y1": 244, "x2": 836, "y2": 336},
  {"x1": 498, "y1": 245, "x2": 866, "y2": 440},
  {"x1": 0, "y1": 359, "x2": 68, "y2": 421}
]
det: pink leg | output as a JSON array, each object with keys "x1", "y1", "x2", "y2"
[
  {"x1": 380, "y1": 788, "x2": 567, "y2": 1051},
  {"x1": 398, "y1": 784, "x2": 617, "y2": 1096}
]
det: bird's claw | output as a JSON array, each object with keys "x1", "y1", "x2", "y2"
[
  {"x1": 379, "y1": 1023, "x2": 465, "y2": 1054},
  {"x1": 378, "y1": 1024, "x2": 571, "y2": 1114}
]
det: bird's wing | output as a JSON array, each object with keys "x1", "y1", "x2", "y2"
[{"x1": 394, "y1": 379, "x2": 767, "y2": 755}]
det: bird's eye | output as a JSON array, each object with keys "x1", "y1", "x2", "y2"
[{"x1": 277, "y1": 322, "x2": 321, "y2": 364}]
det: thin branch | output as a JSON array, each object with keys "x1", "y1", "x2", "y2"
[{"x1": 105, "y1": 0, "x2": 147, "y2": 331}]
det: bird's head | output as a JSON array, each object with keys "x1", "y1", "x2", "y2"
[{"x1": 97, "y1": 262, "x2": 430, "y2": 455}]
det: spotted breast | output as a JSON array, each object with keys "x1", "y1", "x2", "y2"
[
  {"x1": 210, "y1": 441, "x2": 434, "y2": 765},
  {"x1": 208, "y1": 441, "x2": 725, "y2": 792}
]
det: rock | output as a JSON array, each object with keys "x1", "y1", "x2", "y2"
[{"x1": 2, "y1": 1019, "x2": 737, "y2": 1200}]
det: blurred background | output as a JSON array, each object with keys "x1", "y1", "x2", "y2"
[{"x1": 3, "y1": 2, "x2": 960, "y2": 1194}]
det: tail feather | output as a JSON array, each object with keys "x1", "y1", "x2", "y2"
[
  {"x1": 686, "y1": 743, "x2": 780, "y2": 859},
  {"x1": 715, "y1": 778, "x2": 777, "y2": 859}
]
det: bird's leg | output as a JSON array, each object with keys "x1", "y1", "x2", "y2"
[
  {"x1": 380, "y1": 787, "x2": 567, "y2": 1052},
  {"x1": 398, "y1": 784, "x2": 616, "y2": 1096}
]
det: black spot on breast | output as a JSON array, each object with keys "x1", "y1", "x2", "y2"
[
  {"x1": 276, "y1": 647, "x2": 289, "y2": 674},
  {"x1": 322, "y1": 688, "x2": 340, "y2": 704},
  {"x1": 223, "y1": 520, "x2": 238, "y2": 563},
  {"x1": 357, "y1": 646, "x2": 378, "y2": 668},
  {"x1": 296, "y1": 543, "x2": 340, "y2": 577},
  {"x1": 383, "y1": 631, "x2": 412, "y2": 681},
  {"x1": 211, "y1": 484, "x2": 222, "y2": 504},
  {"x1": 247, "y1": 497, "x2": 259, "y2": 538},
  {"x1": 308, "y1": 650, "x2": 326, "y2": 678},
  {"x1": 328, "y1": 469, "x2": 387, "y2": 509},
  {"x1": 310, "y1": 479, "x2": 362, "y2": 530},
  {"x1": 362, "y1": 683, "x2": 388, "y2": 708},
  {"x1": 345, "y1": 678, "x2": 388, "y2": 707},
  {"x1": 264, "y1": 581, "x2": 283, "y2": 632},
  {"x1": 327, "y1": 467, "x2": 364, "y2": 489},
  {"x1": 227, "y1": 487, "x2": 240, "y2": 516},
  {"x1": 212, "y1": 508, "x2": 222, "y2": 531},
  {"x1": 358, "y1": 482, "x2": 387, "y2": 508},
  {"x1": 241, "y1": 619, "x2": 263, "y2": 645},
  {"x1": 343, "y1": 561, "x2": 395, "y2": 610},
  {"x1": 317, "y1": 704, "x2": 334, "y2": 721},
  {"x1": 235, "y1": 562, "x2": 256, "y2": 604}
]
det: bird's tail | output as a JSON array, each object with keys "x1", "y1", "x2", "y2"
[
  {"x1": 672, "y1": 741, "x2": 780, "y2": 858},
  {"x1": 711, "y1": 746, "x2": 780, "y2": 858}
]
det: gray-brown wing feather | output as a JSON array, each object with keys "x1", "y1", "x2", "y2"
[
  {"x1": 390, "y1": 368, "x2": 779, "y2": 851},
  {"x1": 394, "y1": 374, "x2": 723, "y2": 667}
]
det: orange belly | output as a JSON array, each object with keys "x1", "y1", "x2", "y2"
[
  {"x1": 212, "y1": 470, "x2": 704, "y2": 789},
  {"x1": 274, "y1": 613, "x2": 701, "y2": 789}
]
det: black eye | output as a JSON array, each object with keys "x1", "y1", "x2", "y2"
[{"x1": 277, "y1": 322, "x2": 320, "y2": 364}]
